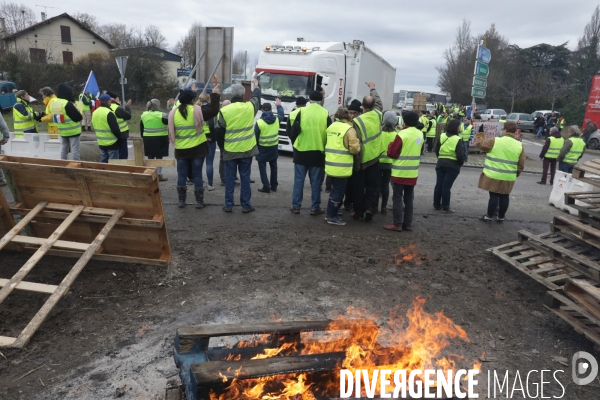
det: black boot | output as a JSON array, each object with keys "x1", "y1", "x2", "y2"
[
  {"x1": 177, "y1": 186, "x2": 187, "y2": 208},
  {"x1": 194, "y1": 187, "x2": 206, "y2": 209}
]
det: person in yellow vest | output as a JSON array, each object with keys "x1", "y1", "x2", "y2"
[
  {"x1": 377, "y1": 111, "x2": 402, "y2": 215},
  {"x1": 288, "y1": 89, "x2": 331, "y2": 215},
  {"x1": 557, "y1": 125, "x2": 586, "y2": 174},
  {"x1": 475, "y1": 122, "x2": 525, "y2": 223},
  {"x1": 557, "y1": 117, "x2": 566, "y2": 131},
  {"x1": 54, "y1": 83, "x2": 83, "y2": 160},
  {"x1": 460, "y1": 117, "x2": 473, "y2": 162},
  {"x1": 383, "y1": 111, "x2": 424, "y2": 232},
  {"x1": 39, "y1": 87, "x2": 59, "y2": 135},
  {"x1": 255, "y1": 99, "x2": 284, "y2": 193},
  {"x1": 433, "y1": 119, "x2": 464, "y2": 213},
  {"x1": 418, "y1": 110, "x2": 429, "y2": 145},
  {"x1": 285, "y1": 97, "x2": 307, "y2": 137},
  {"x1": 92, "y1": 94, "x2": 123, "y2": 163},
  {"x1": 537, "y1": 127, "x2": 563, "y2": 185},
  {"x1": 106, "y1": 92, "x2": 132, "y2": 160},
  {"x1": 79, "y1": 91, "x2": 94, "y2": 131},
  {"x1": 498, "y1": 116, "x2": 507, "y2": 123},
  {"x1": 324, "y1": 107, "x2": 361, "y2": 225},
  {"x1": 140, "y1": 99, "x2": 169, "y2": 181},
  {"x1": 351, "y1": 82, "x2": 384, "y2": 222},
  {"x1": 12, "y1": 90, "x2": 42, "y2": 138},
  {"x1": 217, "y1": 99, "x2": 231, "y2": 186},
  {"x1": 214, "y1": 80, "x2": 260, "y2": 213},
  {"x1": 169, "y1": 88, "x2": 220, "y2": 209},
  {"x1": 340, "y1": 99, "x2": 363, "y2": 212},
  {"x1": 425, "y1": 113, "x2": 437, "y2": 152}
]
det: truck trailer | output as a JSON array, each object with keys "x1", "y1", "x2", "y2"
[{"x1": 255, "y1": 39, "x2": 396, "y2": 152}]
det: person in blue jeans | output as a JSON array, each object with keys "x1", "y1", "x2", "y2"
[
  {"x1": 197, "y1": 93, "x2": 218, "y2": 190},
  {"x1": 255, "y1": 99, "x2": 284, "y2": 193},
  {"x1": 433, "y1": 119, "x2": 464, "y2": 212}
]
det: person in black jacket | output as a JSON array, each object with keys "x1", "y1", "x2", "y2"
[
  {"x1": 433, "y1": 119, "x2": 464, "y2": 213},
  {"x1": 106, "y1": 91, "x2": 132, "y2": 159},
  {"x1": 534, "y1": 113, "x2": 545, "y2": 139}
]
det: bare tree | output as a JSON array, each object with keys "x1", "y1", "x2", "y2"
[
  {"x1": 578, "y1": 5, "x2": 600, "y2": 52},
  {"x1": 72, "y1": 12, "x2": 99, "y2": 32},
  {"x1": 0, "y1": 2, "x2": 36, "y2": 35},
  {"x1": 232, "y1": 50, "x2": 249, "y2": 75},
  {"x1": 97, "y1": 23, "x2": 144, "y2": 48},
  {"x1": 173, "y1": 22, "x2": 201, "y2": 68},
  {"x1": 144, "y1": 25, "x2": 168, "y2": 49}
]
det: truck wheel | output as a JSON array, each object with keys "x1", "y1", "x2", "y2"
[{"x1": 589, "y1": 138, "x2": 599, "y2": 150}]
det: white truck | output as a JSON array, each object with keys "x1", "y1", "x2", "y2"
[{"x1": 255, "y1": 39, "x2": 396, "y2": 152}]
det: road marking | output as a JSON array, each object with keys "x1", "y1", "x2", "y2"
[{"x1": 522, "y1": 140, "x2": 543, "y2": 147}]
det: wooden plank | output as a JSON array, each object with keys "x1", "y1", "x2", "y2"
[
  {"x1": 11, "y1": 209, "x2": 125, "y2": 348},
  {"x1": 191, "y1": 352, "x2": 346, "y2": 386},
  {"x1": 0, "y1": 336, "x2": 16, "y2": 346},
  {"x1": 75, "y1": 175, "x2": 93, "y2": 207},
  {"x1": 178, "y1": 320, "x2": 371, "y2": 340},
  {"x1": 133, "y1": 138, "x2": 145, "y2": 167},
  {"x1": 108, "y1": 159, "x2": 176, "y2": 167},
  {"x1": 491, "y1": 247, "x2": 562, "y2": 290},
  {"x1": 10, "y1": 169, "x2": 152, "y2": 188},
  {"x1": 0, "y1": 278, "x2": 57, "y2": 294},
  {"x1": 148, "y1": 177, "x2": 171, "y2": 262},
  {"x1": 11, "y1": 235, "x2": 90, "y2": 251},
  {"x1": 22, "y1": 247, "x2": 169, "y2": 267},
  {"x1": 0, "y1": 205, "x2": 84, "y2": 304},
  {"x1": 565, "y1": 279, "x2": 600, "y2": 320},
  {"x1": 545, "y1": 291, "x2": 600, "y2": 347},
  {"x1": 0, "y1": 184, "x2": 20, "y2": 251},
  {"x1": 0, "y1": 202, "x2": 47, "y2": 252},
  {"x1": 3, "y1": 168, "x2": 36, "y2": 237}
]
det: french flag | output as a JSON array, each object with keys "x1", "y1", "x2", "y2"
[{"x1": 52, "y1": 114, "x2": 65, "y2": 123}]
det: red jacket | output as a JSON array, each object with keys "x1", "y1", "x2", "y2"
[{"x1": 387, "y1": 133, "x2": 424, "y2": 186}]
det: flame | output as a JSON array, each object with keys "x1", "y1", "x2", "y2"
[
  {"x1": 394, "y1": 243, "x2": 423, "y2": 265},
  {"x1": 209, "y1": 298, "x2": 475, "y2": 399}
]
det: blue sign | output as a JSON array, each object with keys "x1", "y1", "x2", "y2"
[
  {"x1": 177, "y1": 68, "x2": 193, "y2": 77},
  {"x1": 476, "y1": 45, "x2": 491, "y2": 64}
]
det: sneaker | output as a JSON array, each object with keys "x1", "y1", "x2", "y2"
[
  {"x1": 222, "y1": 207, "x2": 233, "y2": 213},
  {"x1": 310, "y1": 208, "x2": 324, "y2": 216},
  {"x1": 497, "y1": 217, "x2": 505, "y2": 223},
  {"x1": 442, "y1": 209, "x2": 455, "y2": 213},
  {"x1": 258, "y1": 187, "x2": 270, "y2": 193},
  {"x1": 0, "y1": 180, "x2": 6, "y2": 187},
  {"x1": 480, "y1": 214, "x2": 493, "y2": 223},
  {"x1": 290, "y1": 207, "x2": 300, "y2": 214},
  {"x1": 536, "y1": 181, "x2": 546, "y2": 185},
  {"x1": 327, "y1": 217, "x2": 347, "y2": 226},
  {"x1": 242, "y1": 207, "x2": 255, "y2": 213},
  {"x1": 365, "y1": 210, "x2": 374, "y2": 222},
  {"x1": 383, "y1": 223, "x2": 402, "y2": 232},
  {"x1": 207, "y1": 185, "x2": 215, "y2": 191}
]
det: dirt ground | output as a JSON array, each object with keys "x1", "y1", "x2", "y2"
[{"x1": 1, "y1": 157, "x2": 600, "y2": 400}]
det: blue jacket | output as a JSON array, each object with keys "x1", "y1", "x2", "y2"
[{"x1": 255, "y1": 105, "x2": 284, "y2": 163}]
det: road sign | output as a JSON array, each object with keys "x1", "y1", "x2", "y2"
[
  {"x1": 474, "y1": 61, "x2": 489, "y2": 78},
  {"x1": 471, "y1": 87, "x2": 486, "y2": 98},
  {"x1": 473, "y1": 77, "x2": 487, "y2": 88},
  {"x1": 115, "y1": 56, "x2": 128, "y2": 77},
  {"x1": 476, "y1": 45, "x2": 492, "y2": 64},
  {"x1": 178, "y1": 68, "x2": 192, "y2": 77},
  {"x1": 119, "y1": 78, "x2": 127, "y2": 85}
]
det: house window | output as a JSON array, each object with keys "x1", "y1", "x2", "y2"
[
  {"x1": 63, "y1": 51, "x2": 73, "y2": 64},
  {"x1": 29, "y1": 48, "x2": 47, "y2": 63},
  {"x1": 60, "y1": 25, "x2": 71, "y2": 43}
]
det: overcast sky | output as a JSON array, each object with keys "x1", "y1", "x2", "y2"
[{"x1": 25, "y1": 0, "x2": 597, "y2": 94}]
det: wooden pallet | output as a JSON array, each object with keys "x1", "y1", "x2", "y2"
[
  {"x1": 545, "y1": 291, "x2": 600, "y2": 349},
  {"x1": 572, "y1": 161, "x2": 600, "y2": 188},
  {"x1": 0, "y1": 202, "x2": 124, "y2": 348},
  {"x1": 490, "y1": 239, "x2": 584, "y2": 290},
  {"x1": 0, "y1": 155, "x2": 170, "y2": 265},
  {"x1": 564, "y1": 279, "x2": 600, "y2": 321},
  {"x1": 565, "y1": 191, "x2": 600, "y2": 222},
  {"x1": 551, "y1": 215, "x2": 600, "y2": 250}
]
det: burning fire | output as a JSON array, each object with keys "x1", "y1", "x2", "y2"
[
  {"x1": 209, "y1": 298, "x2": 477, "y2": 399},
  {"x1": 394, "y1": 243, "x2": 423, "y2": 265}
]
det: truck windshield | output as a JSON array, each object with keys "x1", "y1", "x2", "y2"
[{"x1": 258, "y1": 73, "x2": 314, "y2": 100}]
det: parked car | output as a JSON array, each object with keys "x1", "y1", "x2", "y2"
[
  {"x1": 506, "y1": 113, "x2": 535, "y2": 132},
  {"x1": 0, "y1": 81, "x2": 18, "y2": 110},
  {"x1": 531, "y1": 110, "x2": 561, "y2": 119},
  {"x1": 480, "y1": 108, "x2": 507, "y2": 121},
  {"x1": 587, "y1": 130, "x2": 600, "y2": 150}
]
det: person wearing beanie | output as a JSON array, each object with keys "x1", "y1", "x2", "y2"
[
  {"x1": 557, "y1": 125, "x2": 585, "y2": 174},
  {"x1": 92, "y1": 94, "x2": 123, "y2": 163},
  {"x1": 347, "y1": 100, "x2": 362, "y2": 120},
  {"x1": 383, "y1": 111, "x2": 423, "y2": 232},
  {"x1": 324, "y1": 107, "x2": 361, "y2": 226},
  {"x1": 106, "y1": 91, "x2": 132, "y2": 160},
  {"x1": 433, "y1": 119, "x2": 464, "y2": 213},
  {"x1": 255, "y1": 98, "x2": 284, "y2": 193},
  {"x1": 53, "y1": 83, "x2": 83, "y2": 160},
  {"x1": 169, "y1": 87, "x2": 221, "y2": 209},
  {"x1": 288, "y1": 89, "x2": 331, "y2": 215},
  {"x1": 475, "y1": 122, "x2": 525, "y2": 223},
  {"x1": 214, "y1": 79, "x2": 261, "y2": 213},
  {"x1": 351, "y1": 81, "x2": 384, "y2": 222},
  {"x1": 140, "y1": 99, "x2": 169, "y2": 181},
  {"x1": 286, "y1": 97, "x2": 308, "y2": 137},
  {"x1": 377, "y1": 111, "x2": 401, "y2": 215}
]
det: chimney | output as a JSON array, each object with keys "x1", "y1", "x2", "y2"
[{"x1": 41, "y1": 12, "x2": 46, "y2": 21}]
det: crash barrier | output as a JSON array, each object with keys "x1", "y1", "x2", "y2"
[
  {"x1": 548, "y1": 171, "x2": 596, "y2": 215},
  {"x1": 1, "y1": 132, "x2": 134, "y2": 162}
]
